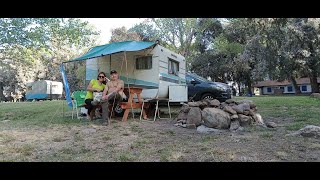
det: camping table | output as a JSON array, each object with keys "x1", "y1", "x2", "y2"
[{"x1": 120, "y1": 87, "x2": 147, "y2": 121}]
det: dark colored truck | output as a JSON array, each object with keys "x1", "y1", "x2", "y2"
[{"x1": 186, "y1": 72, "x2": 231, "y2": 102}]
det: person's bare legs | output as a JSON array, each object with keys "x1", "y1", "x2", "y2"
[
  {"x1": 89, "y1": 106, "x2": 96, "y2": 121},
  {"x1": 101, "y1": 93, "x2": 122, "y2": 126},
  {"x1": 101, "y1": 100, "x2": 109, "y2": 125}
]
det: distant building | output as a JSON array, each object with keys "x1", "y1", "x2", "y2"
[{"x1": 253, "y1": 78, "x2": 320, "y2": 95}]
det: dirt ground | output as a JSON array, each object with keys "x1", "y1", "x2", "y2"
[{"x1": 1, "y1": 111, "x2": 319, "y2": 162}]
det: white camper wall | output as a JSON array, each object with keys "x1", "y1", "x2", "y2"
[
  {"x1": 98, "y1": 51, "x2": 159, "y2": 85},
  {"x1": 45, "y1": 80, "x2": 51, "y2": 94},
  {"x1": 153, "y1": 45, "x2": 186, "y2": 98},
  {"x1": 51, "y1": 81, "x2": 63, "y2": 95}
]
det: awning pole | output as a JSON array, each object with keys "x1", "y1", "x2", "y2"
[{"x1": 124, "y1": 51, "x2": 134, "y2": 120}]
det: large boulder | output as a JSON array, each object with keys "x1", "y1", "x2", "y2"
[
  {"x1": 176, "y1": 104, "x2": 190, "y2": 120},
  {"x1": 231, "y1": 103, "x2": 250, "y2": 114},
  {"x1": 181, "y1": 104, "x2": 191, "y2": 113},
  {"x1": 199, "y1": 101, "x2": 209, "y2": 109},
  {"x1": 237, "y1": 99, "x2": 256, "y2": 109},
  {"x1": 188, "y1": 102, "x2": 202, "y2": 107},
  {"x1": 238, "y1": 103, "x2": 251, "y2": 111},
  {"x1": 186, "y1": 107, "x2": 202, "y2": 126},
  {"x1": 209, "y1": 99, "x2": 220, "y2": 107},
  {"x1": 266, "y1": 121, "x2": 277, "y2": 128},
  {"x1": 248, "y1": 109, "x2": 255, "y2": 116},
  {"x1": 238, "y1": 114, "x2": 252, "y2": 126},
  {"x1": 201, "y1": 99, "x2": 211, "y2": 107},
  {"x1": 243, "y1": 110, "x2": 250, "y2": 116},
  {"x1": 231, "y1": 105, "x2": 243, "y2": 114},
  {"x1": 230, "y1": 114, "x2": 239, "y2": 120},
  {"x1": 230, "y1": 120, "x2": 240, "y2": 131},
  {"x1": 225, "y1": 99, "x2": 236, "y2": 104},
  {"x1": 220, "y1": 102, "x2": 227, "y2": 109},
  {"x1": 223, "y1": 106, "x2": 237, "y2": 115},
  {"x1": 177, "y1": 112, "x2": 188, "y2": 120},
  {"x1": 286, "y1": 125, "x2": 320, "y2": 139},
  {"x1": 201, "y1": 108, "x2": 231, "y2": 129}
]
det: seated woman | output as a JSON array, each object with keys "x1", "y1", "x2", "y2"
[{"x1": 84, "y1": 72, "x2": 107, "y2": 121}]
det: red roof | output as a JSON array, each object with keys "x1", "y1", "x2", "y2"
[{"x1": 253, "y1": 78, "x2": 320, "y2": 87}]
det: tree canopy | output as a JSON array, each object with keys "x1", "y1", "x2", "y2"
[{"x1": 0, "y1": 18, "x2": 100, "y2": 101}]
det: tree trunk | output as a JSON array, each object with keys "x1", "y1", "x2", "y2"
[
  {"x1": 0, "y1": 82, "x2": 6, "y2": 101},
  {"x1": 307, "y1": 43, "x2": 319, "y2": 93},
  {"x1": 237, "y1": 81, "x2": 241, "y2": 96},
  {"x1": 245, "y1": 73, "x2": 252, "y2": 95},
  {"x1": 290, "y1": 76, "x2": 301, "y2": 94},
  {"x1": 246, "y1": 81, "x2": 253, "y2": 96},
  {"x1": 310, "y1": 74, "x2": 320, "y2": 93}
]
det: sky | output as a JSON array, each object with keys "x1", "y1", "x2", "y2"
[{"x1": 84, "y1": 18, "x2": 145, "y2": 44}]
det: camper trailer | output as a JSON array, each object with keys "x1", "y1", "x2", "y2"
[
  {"x1": 26, "y1": 80, "x2": 63, "y2": 101},
  {"x1": 69, "y1": 41, "x2": 188, "y2": 102}
]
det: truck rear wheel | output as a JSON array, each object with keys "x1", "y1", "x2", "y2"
[
  {"x1": 113, "y1": 103, "x2": 124, "y2": 117},
  {"x1": 201, "y1": 93, "x2": 215, "y2": 100}
]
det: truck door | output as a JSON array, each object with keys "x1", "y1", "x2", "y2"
[{"x1": 186, "y1": 74, "x2": 199, "y2": 99}]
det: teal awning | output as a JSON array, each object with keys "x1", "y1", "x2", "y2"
[{"x1": 65, "y1": 41, "x2": 156, "y2": 63}]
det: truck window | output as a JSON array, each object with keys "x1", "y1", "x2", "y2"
[
  {"x1": 185, "y1": 75, "x2": 193, "y2": 84},
  {"x1": 168, "y1": 58, "x2": 179, "y2": 76},
  {"x1": 136, "y1": 56, "x2": 152, "y2": 69}
]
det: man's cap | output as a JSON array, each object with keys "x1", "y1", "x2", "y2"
[{"x1": 110, "y1": 70, "x2": 117, "y2": 74}]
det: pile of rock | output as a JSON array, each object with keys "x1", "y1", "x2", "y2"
[{"x1": 174, "y1": 99, "x2": 265, "y2": 131}]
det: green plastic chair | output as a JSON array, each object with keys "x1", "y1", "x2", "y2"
[{"x1": 71, "y1": 90, "x2": 87, "y2": 119}]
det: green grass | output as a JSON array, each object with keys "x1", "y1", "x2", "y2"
[
  {"x1": 102, "y1": 136, "x2": 112, "y2": 141},
  {"x1": 1, "y1": 97, "x2": 318, "y2": 131},
  {"x1": 158, "y1": 148, "x2": 170, "y2": 162},
  {"x1": 130, "y1": 124, "x2": 144, "y2": 134},
  {"x1": 234, "y1": 96, "x2": 320, "y2": 131},
  {"x1": 0, "y1": 97, "x2": 319, "y2": 161},
  {"x1": 0, "y1": 134, "x2": 16, "y2": 143},
  {"x1": 165, "y1": 130, "x2": 176, "y2": 136},
  {"x1": 118, "y1": 152, "x2": 135, "y2": 162},
  {"x1": 0, "y1": 100, "x2": 79, "y2": 128},
  {"x1": 260, "y1": 132, "x2": 274, "y2": 139},
  {"x1": 12, "y1": 144, "x2": 35, "y2": 156}
]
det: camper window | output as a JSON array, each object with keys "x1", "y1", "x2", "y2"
[
  {"x1": 136, "y1": 56, "x2": 152, "y2": 70},
  {"x1": 168, "y1": 58, "x2": 179, "y2": 76}
]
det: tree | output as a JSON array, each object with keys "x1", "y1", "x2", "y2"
[
  {"x1": 194, "y1": 18, "x2": 223, "y2": 53},
  {"x1": 288, "y1": 18, "x2": 320, "y2": 93},
  {"x1": 128, "y1": 20, "x2": 158, "y2": 42},
  {"x1": 128, "y1": 18, "x2": 223, "y2": 71},
  {"x1": 190, "y1": 35, "x2": 244, "y2": 83},
  {"x1": 0, "y1": 18, "x2": 100, "y2": 100},
  {"x1": 109, "y1": 26, "x2": 142, "y2": 43}
]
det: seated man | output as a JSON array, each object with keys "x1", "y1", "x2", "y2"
[{"x1": 101, "y1": 70, "x2": 125, "y2": 125}]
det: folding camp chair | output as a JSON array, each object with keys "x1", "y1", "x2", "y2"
[
  {"x1": 71, "y1": 90, "x2": 87, "y2": 119},
  {"x1": 140, "y1": 97, "x2": 171, "y2": 121}
]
